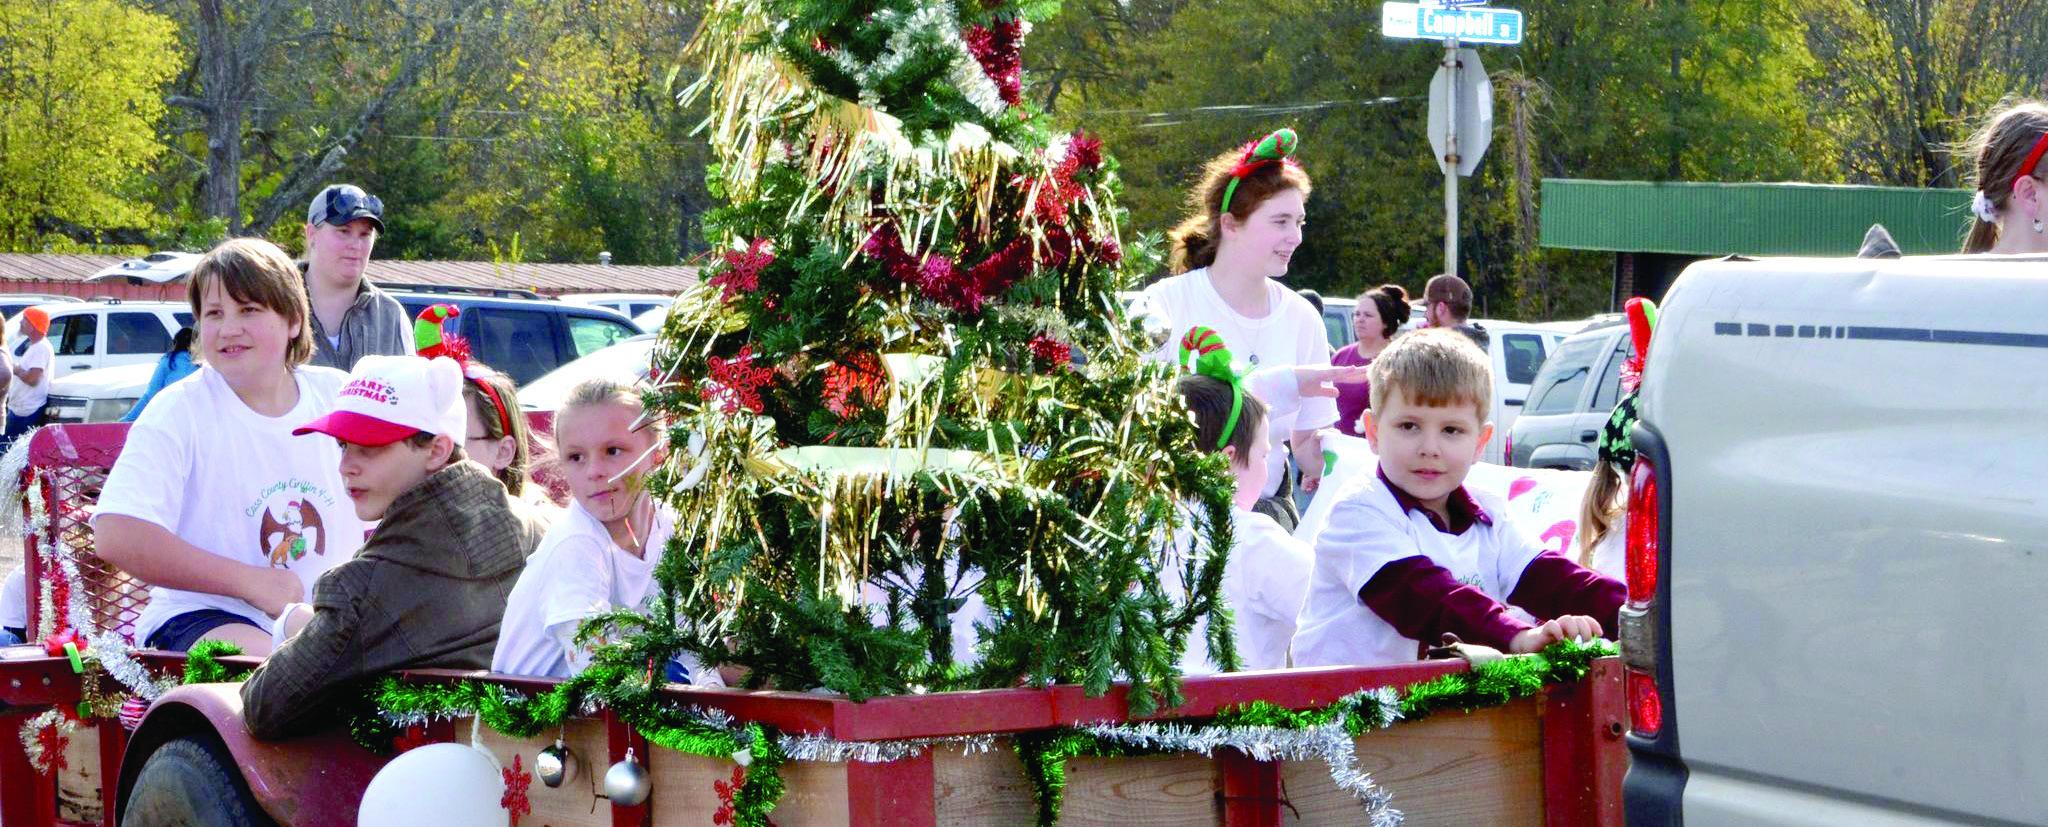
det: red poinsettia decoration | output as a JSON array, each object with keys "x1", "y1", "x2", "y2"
[
  {"x1": 711, "y1": 238, "x2": 775, "y2": 301},
  {"x1": 500, "y1": 754, "x2": 533, "y2": 826},
  {"x1": 704, "y1": 346, "x2": 775, "y2": 414},
  {"x1": 1028, "y1": 333, "x2": 1072, "y2": 371},
  {"x1": 823, "y1": 352, "x2": 887, "y2": 418}
]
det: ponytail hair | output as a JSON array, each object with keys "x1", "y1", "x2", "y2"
[
  {"x1": 1361, "y1": 283, "x2": 1411, "y2": 340},
  {"x1": 1576, "y1": 461, "x2": 1628, "y2": 565},
  {"x1": 1167, "y1": 140, "x2": 1313, "y2": 274},
  {"x1": 1962, "y1": 100, "x2": 2048, "y2": 253}
]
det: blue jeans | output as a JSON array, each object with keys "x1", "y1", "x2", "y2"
[{"x1": 1, "y1": 409, "x2": 41, "y2": 456}]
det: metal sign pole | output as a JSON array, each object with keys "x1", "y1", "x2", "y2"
[{"x1": 1443, "y1": 37, "x2": 1460, "y2": 279}]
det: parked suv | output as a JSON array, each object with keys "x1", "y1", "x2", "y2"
[
  {"x1": 392, "y1": 290, "x2": 642, "y2": 385},
  {"x1": 1506, "y1": 318, "x2": 1629, "y2": 469},
  {"x1": 4, "y1": 300, "x2": 192, "y2": 377},
  {"x1": 0, "y1": 293, "x2": 81, "y2": 320}
]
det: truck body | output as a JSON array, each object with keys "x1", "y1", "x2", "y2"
[{"x1": 1622, "y1": 255, "x2": 2048, "y2": 826}]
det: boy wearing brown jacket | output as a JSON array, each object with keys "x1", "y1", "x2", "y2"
[{"x1": 240, "y1": 354, "x2": 542, "y2": 739}]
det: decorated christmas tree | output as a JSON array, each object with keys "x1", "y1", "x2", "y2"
[{"x1": 611, "y1": 0, "x2": 1239, "y2": 713}]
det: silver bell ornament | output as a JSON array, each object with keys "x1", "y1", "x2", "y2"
[
  {"x1": 603, "y1": 747, "x2": 651, "y2": 806},
  {"x1": 536, "y1": 739, "x2": 570, "y2": 788}
]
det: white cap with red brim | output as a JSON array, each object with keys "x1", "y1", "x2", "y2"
[{"x1": 294, "y1": 354, "x2": 467, "y2": 447}]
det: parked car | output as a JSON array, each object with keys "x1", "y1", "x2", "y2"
[
  {"x1": 3, "y1": 300, "x2": 193, "y2": 378},
  {"x1": 0, "y1": 294, "x2": 81, "y2": 320},
  {"x1": 393, "y1": 291, "x2": 642, "y2": 385},
  {"x1": 42, "y1": 362, "x2": 156, "y2": 424},
  {"x1": 1466, "y1": 319, "x2": 1569, "y2": 463},
  {"x1": 1505, "y1": 318, "x2": 1629, "y2": 469},
  {"x1": 85, "y1": 251, "x2": 201, "y2": 286},
  {"x1": 519, "y1": 333, "x2": 657, "y2": 429},
  {"x1": 560, "y1": 292, "x2": 674, "y2": 320}
]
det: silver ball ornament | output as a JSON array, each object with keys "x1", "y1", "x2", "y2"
[
  {"x1": 603, "y1": 748, "x2": 651, "y2": 806},
  {"x1": 536, "y1": 740, "x2": 570, "y2": 788}
]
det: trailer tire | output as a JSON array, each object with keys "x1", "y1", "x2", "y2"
[{"x1": 121, "y1": 735, "x2": 276, "y2": 827}]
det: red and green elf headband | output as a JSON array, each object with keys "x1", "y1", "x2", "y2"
[
  {"x1": 413, "y1": 304, "x2": 515, "y2": 439},
  {"x1": 1179, "y1": 326, "x2": 1248, "y2": 450},
  {"x1": 1219, "y1": 128, "x2": 1301, "y2": 215}
]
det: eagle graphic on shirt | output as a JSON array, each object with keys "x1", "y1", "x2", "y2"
[{"x1": 259, "y1": 499, "x2": 326, "y2": 567}]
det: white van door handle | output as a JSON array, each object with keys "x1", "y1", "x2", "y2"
[
  {"x1": 1506, "y1": 398, "x2": 1524, "y2": 406},
  {"x1": 1579, "y1": 429, "x2": 1598, "y2": 442},
  {"x1": 69, "y1": 363, "x2": 90, "y2": 371}
]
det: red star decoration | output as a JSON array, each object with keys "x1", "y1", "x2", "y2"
[
  {"x1": 703, "y1": 346, "x2": 774, "y2": 414},
  {"x1": 34, "y1": 724, "x2": 67, "y2": 775},
  {"x1": 710, "y1": 238, "x2": 775, "y2": 301},
  {"x1": 500, "y1": 754, "x2": 532, "y2": 825}
]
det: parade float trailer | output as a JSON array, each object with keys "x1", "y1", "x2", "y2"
[{"x1": 0, "y1": 424, "x2": 1626, "y2": 826}]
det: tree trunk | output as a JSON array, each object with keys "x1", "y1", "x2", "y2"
[{"x1": 193, "y1": 0, "x2": 245, "y2": 232}]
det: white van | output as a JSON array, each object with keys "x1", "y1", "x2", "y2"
[
  {"x1": 3, "y1": 300, "x2": 192, "y2": 378},
  {"x1": 1470, "y1": 319, "x2": 1569, "y2": 464}
]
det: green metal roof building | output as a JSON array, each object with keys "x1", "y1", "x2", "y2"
[{"x1": 1538, "y1": 179, "x2": 1973, "y2": 306}]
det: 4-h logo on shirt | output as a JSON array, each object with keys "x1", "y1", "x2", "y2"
[{"x1": 254, "y1": 494, "x2": 328, "y2": 568}]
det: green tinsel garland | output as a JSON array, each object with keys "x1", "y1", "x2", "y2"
[
  {"x1": 179, "y1": 633, "x2": 1611, "y2": 827},
  {"x1": 181, "y1": 640, "x2": 248, "y2": 685},
  {"x1": 360, "y1": 663, "x2": 785, "y2": 827},
  {"x1": 1014, "y1": 639, "x2": 1617, "y2": 827}
]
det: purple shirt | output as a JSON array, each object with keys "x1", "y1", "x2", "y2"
[{"x1": 1331, "y1": 342, "x2": 1372, "y2": 437}]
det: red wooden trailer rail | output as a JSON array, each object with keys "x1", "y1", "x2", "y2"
[{"x1": 0, "y1": 423, "x2": 1628, "y2": 826}]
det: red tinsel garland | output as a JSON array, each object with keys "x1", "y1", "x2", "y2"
[{"x1": 963, "y1": 20, "x2": 1024, "y2": 107}]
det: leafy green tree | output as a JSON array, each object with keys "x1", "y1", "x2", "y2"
[{"x1": 0, "y1": 0, "x2": 181, "y2": 251}]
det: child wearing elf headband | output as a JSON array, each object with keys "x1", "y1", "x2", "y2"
[
  {"x1": 1292, "y1": 328, "x2": 1624, "y2": 668},
  {"x1": 1169, "y1": 327, "x2": 1369, "y2": 672},
  {"x1": 1575, "y1": 299, "x2": 1656, "y2": 579},
  {"x1": 414, "y1": 304, "x2": 560, "y2": 527},
  {"x1": 1139, "y1": 128, "x2": 1334, "y2": 533},
  {"x1": 239, "y1": 354, "x2": 545, "y2": 739},
  {"x1": 491, "y1": 379, "x2": 722, "y2": 686}
]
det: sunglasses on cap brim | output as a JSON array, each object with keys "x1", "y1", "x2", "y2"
[{"x1": 320, "y1": 189, "x2": 384, "y2": 226}]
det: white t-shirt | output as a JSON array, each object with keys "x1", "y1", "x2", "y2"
[
  {"x1": 0, "y1": 567, "x2": 26, "y2": 631},
  {"x1": 7, "y1": 338, "x2": 54, "y2": 417},
  {"x1": 1586, "y1": 517, "x2": 1626, "y2": 581},
  {"x1": 93, "y1": 365, "x2": 365, "y2": 645},
  {"x1": 1140, "y1": 269, "x2": 1336, "y2": 496},
  {"x1": 1291, "y1": 473, "x2": 1546, "y2": 668},
  {"x1": 492, "y1": 500, "x2": 720, "y2": 685},
  {"x1": 1166, "y1": 507, "x2": 1313, "y2": 675}
]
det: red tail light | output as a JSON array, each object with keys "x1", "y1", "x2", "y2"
[
  {"x1": 1625, "y1": 457, "x2": 1659, "y2": 605},
  {"x1": 1503, "y1": 433, "x2": 1514, "y2": 465},
  {"x1": 1627, "y1": 667, "x2": 1663, "y2": 737}
]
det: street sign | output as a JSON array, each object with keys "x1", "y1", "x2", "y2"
[
  {"x1": 1382, "y1": 2, "x2": 1525, "y2": 45},
  {"x1": 1427, "y1": 48, "x2": 1491, "y2": 177}
]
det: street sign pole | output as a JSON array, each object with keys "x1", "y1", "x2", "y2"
[{"x1": 1442, "y1": 38, "x2": 1459, "y2": 280}]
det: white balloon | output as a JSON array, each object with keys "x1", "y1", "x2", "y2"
[{"x1": 357, "y1": 743, "x2": 510, "y2": 827}]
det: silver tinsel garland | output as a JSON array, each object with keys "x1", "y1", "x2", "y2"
[
  {"x1": 14, "y1": 462, "x2": 176, "y2": 702},
  {"x1": 1077, "y1": 687, "x2": 1405, "y2": 827}
]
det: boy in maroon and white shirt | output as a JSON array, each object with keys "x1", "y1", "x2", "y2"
[{"x1": 1292, "y1": 329, "x2": 1623, "y2": 667}]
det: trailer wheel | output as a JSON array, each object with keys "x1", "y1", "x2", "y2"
[{"x1": 122, "y1": 735, "x2": 277, "y2": 827}]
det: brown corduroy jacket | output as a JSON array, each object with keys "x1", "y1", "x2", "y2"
[{"x1": 240, "y1": 460, "x2": 543, "y2": 739}]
